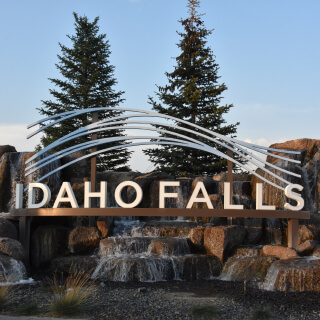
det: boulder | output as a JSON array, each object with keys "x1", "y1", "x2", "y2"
[
  {"x1": 251, "y1": 139, "x2": 320, "y2": 212},
  {"x1": 213, "y1": 172, "x2": 251, "y2": 182},
  {"x1": 189, "y1": 226, "x2": 205, "y2": 253},
  {"x1": 262, "y1": 258, "x2": 320, "y2": 292},
  {"x1": 299, "y1": 225, "x2": 319, "y2": 244},
  {"x1": 190, "y1": 177, "x2": 219, "y2": 195},
  {"x1": 68, "y1": 226, "x2": 100, "y2": 254},
  {"x1": 0, "y1": 145, "x2": 16, "y2": 159},
  {"x1": 296, "y1": 240, "x2": 318, "y2": 256},
  {"x1": 177, "y1": 255, "x2": 222, "y2": 281},
  {"x1": 31, "y1": 225, "x2": 70, "y2": 267},
  {"x1": 221, "y1": 256, "x2": 278, "y2": 281},
  {"x1": 260, "y1": 245, "x2": 298, "y2": 260},
  {"x1": 264, "y1": 218, "x2": 284, "y2": 245},
  {"x1": 0, "y1": 218, "x2": 18, "y2": 240},
  {"x1": 0, "y1": 238, "x2": 26, "y2": 263},
  {"x1": 128, "y1": 172, "x2": 173, "y2": 208},
  {"x1": 232, "y1": 246, "x2": 261, "y2": 257},
  {"x1": 97, "y1": 216, "x2": 115, "y2": 238},
  {"x1": 204, "y1": 225, "x2": 246, "y2": 263},
  {"x1": 312, "y1": 245, "x2": 320, "y2": 258},
  {"x1": 149, "y1": 178, "x2": 192, "y2": 209},
  {"x1": 267, "y1": 139, "x2": 320, "y2": 166},
  {"x1": 51, "y1": 255, "x2": 99, "y2": 274},
  {"x1": 150, "y1": 238, "x2": 190, "y2": 255},
  {"x1": 243, "y1": 218, "x2": 263, "y2": 244}
]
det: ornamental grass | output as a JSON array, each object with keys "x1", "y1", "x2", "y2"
[{"x1": 48, "y1": 267, "x2": 96, "y2": 316}]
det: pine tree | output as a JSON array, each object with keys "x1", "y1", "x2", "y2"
[
  {"x1": 144, "y1": 0, "x2": 239, "y2": 176},
  {"x1": 38, "y1": 13, "x2": 131, "y2": 171}
]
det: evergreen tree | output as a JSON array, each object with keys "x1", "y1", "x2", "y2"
[
  {"x1": 38, "y1": 13, "x2": 131, "y2": 171},
  {"x1": 144, "y1": 0, "x2": 239, "y2": 176}
]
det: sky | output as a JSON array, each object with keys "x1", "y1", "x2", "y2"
[{"x1": 0, "y1": 0, "x2": 319, "y2": 172}]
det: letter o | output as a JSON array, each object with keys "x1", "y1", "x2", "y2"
[{"x1": 114, "y1": 181, "x2": 143, "y2": 208}]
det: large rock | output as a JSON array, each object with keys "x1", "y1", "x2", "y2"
[
  {"x1": 97, "y1": 216, "x2": 114, "y2": 238},
  {"x1": 68, "y1": 226, "x2": 100, "y2": 254},
  {"x1": 127, "y1": 172, "x2": 173, "y2": 208},
  {"x1": 0, "y1": 238, "x2": 26, "y2": 263},
  {"x1": 221, "y1": 256, "x2": 278, "y2": 281},
  {"x1": 189, "y1": 226, "x2": 205, "y2": 253},
  {"x1": 243, "y1": 218, "x2": 263, "y2": 244},
  {"x1": 149, "y1": 178, "x2": 192, "y2": 209},
  {"x1": 0, "y1": 218, "x2": 18, "y2": 240},
  {"x1": 298, "y1": 224, "x2": 320, "y2": 244},
  {"x1": 51, "y1": 255, "x2": 99, "y2": 274},
  {"x1": 232, "y1": 246, "x2": 261, "y2": 257},
  {"x1": 267, "y1": 139, "x2": 320, "y2": 166},
  {"x1": 251, "y1": 139, "x2": 320, "y2": 212},
  {"x1": 150, "y1": 238, "x2": 190, "y2": 255},
  {"x1": 0, "y1": 145, "x2": 16, "y2": 159},
  {"x1": 204, "y1": 226, "x2": 246, "y2": 263},
  {"x1": 262, "y1": 258, "x2": 320, "y2": 292},
  {"x1": 264, "y1": 218, "x2": 284, "y2": 245},
  {"x1": 0, "y1": 152, "x2": 61, "y2": 212},
  {"x1": 260, "y1": 245, "x2": 298, "y2": 260},
  {"x1": 296, "y1": 240, "x2": 317, "y2": 256},
  {"x1": 190, "y1": 177, "x2": 219, "y2": 195},
  {"x1": 31, "y1": 225, "x2": 70, "y2": 267}
]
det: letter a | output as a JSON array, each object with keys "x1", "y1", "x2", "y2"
[
  {"x1": 186, "y1": 182, "x2": 213, "y2": 209},
  {"x1": 53, "y1": 182, "x2": 78, "y2": 208}
]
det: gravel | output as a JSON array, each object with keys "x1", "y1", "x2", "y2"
[{"x1": 2, "y1": 276, "x2": 320, "y2": 319}]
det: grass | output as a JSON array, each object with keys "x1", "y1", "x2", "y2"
[
  {"x1": 250, "y1": 306, "x2": 274, "y2": 320},
  {"x1": 48, "y1": 267, "x2": 96, "y2": 316},
  {"x1": 191, "y1": 304, "x2": 221, "y2": 319},
  {"x1": 13, "y1": 301, "x2": 39, "y2": 316}
]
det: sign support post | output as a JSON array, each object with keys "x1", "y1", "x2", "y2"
[
  {"x1": 227, "y1": 148, "x2": 233, "y2": 225},
  {"x1": 89, "y1": 111, "x2": 98, "y2": 227}
]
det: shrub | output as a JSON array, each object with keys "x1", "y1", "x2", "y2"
[{"x1": 48, "y1": 267, "x2": 96, "y2": 316}]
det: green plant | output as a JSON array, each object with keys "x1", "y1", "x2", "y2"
[
  {"x1": 191, "y1": 304, "x2": 221, "y2": 319},
  {"x1": 48, "y1": 268, "x2": 96, "y2": 316},
  {"x1": 250, "y1": 306, "x2": 273, "y2": 320},
  {"x1": 13, "y1": 301, "x2": 39, "y2": 316}
]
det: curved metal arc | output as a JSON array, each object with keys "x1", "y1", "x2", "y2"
[
  {"x1": 26, "y1": 106, "x2": 299, "y2": 190},
  {"x1": 25, "y1": 136, "x2": 198, "y2": 176},
  {"x1": 80, "y1": 111, "x2": 301, "y2": 164},
  {"x1": 27, "y1": 107, "x2": 150, "y2": 138},
  {"x1": 27, "y1": 106, "x2": 300, "y2": 156},
  {"x1": 25, "y1": 126, "x2": 207, "y2": 172},
  {"x1": 89, "y1": 119, "x2": 301, "y2": 179},
  {"x1": 26, "y1": 115, "x2": 301, "y2": 186},
  {"x1": 25, "y1": 122, "x2": 295, "y2": 186},
  {"x1": 25, "y1": 139, "x2": 285, "y2": 192}
]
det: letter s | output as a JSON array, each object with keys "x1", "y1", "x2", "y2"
[{"x1": 284, "y1": 184, "x2": 304, "y2": 211}]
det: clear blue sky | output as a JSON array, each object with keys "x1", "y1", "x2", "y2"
[{"x1": 0, "y1": 0, "x2": 319, "y2": 171}]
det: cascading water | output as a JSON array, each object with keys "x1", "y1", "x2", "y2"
[
  {"x1": 0, "y1": 256, "x2": 33, "y2": 285},
  {"x1": 92, "y1": 217, "x2": 221, "y2": 282}
]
